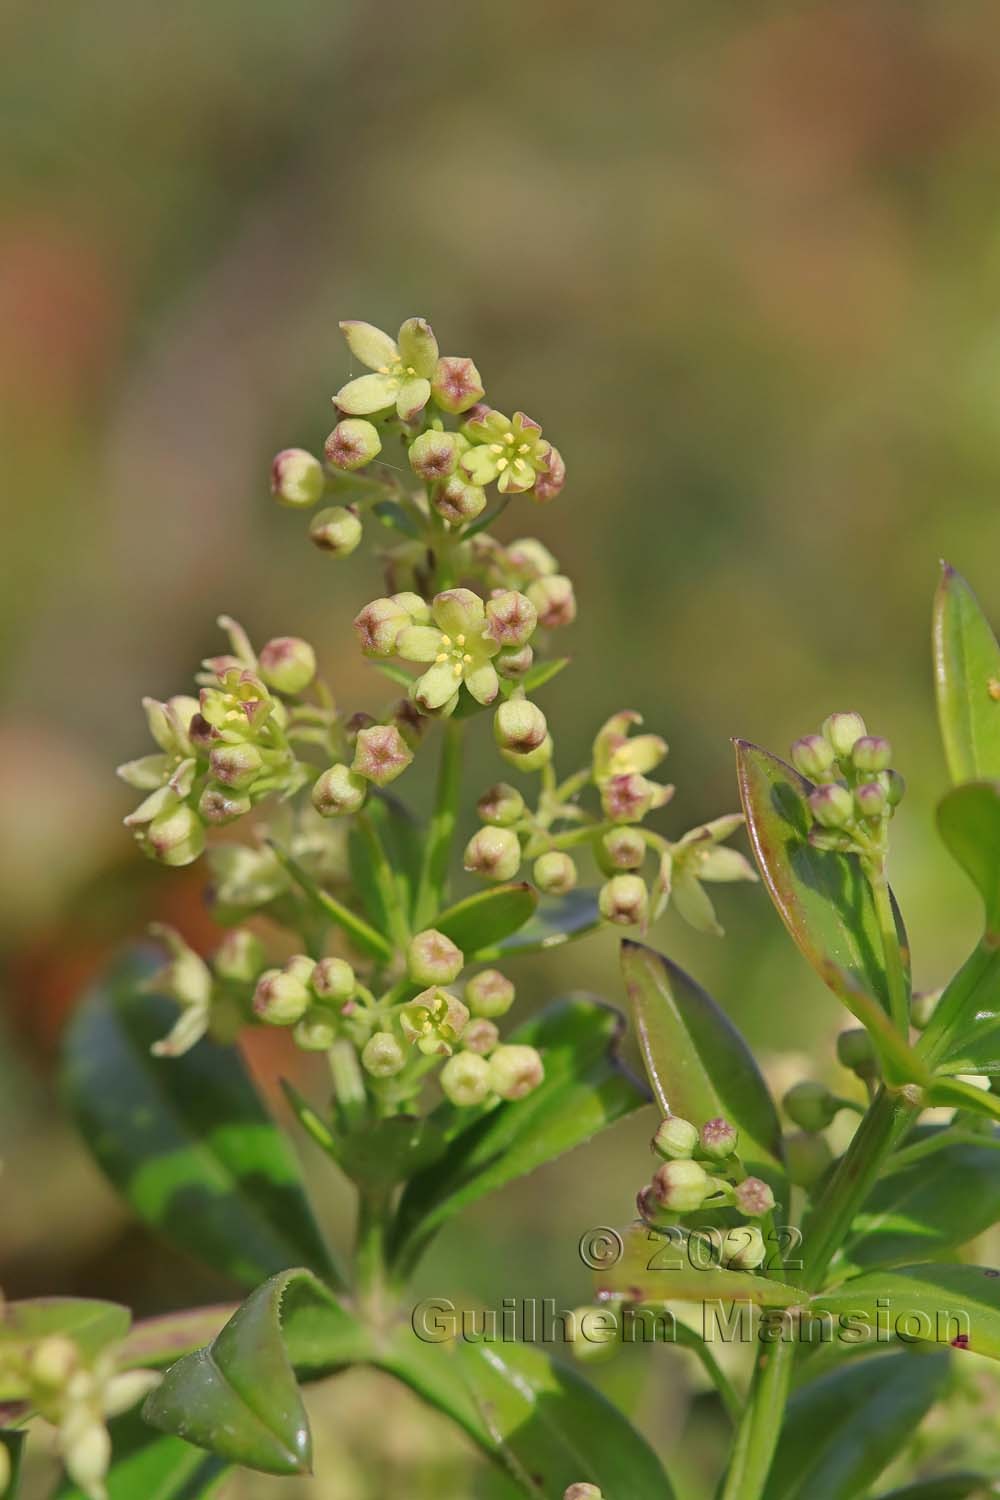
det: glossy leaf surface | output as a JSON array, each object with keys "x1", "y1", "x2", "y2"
[
  {"x1": 473, "y1": 889, "x2": 601, "y2": 961},
  {"x1": 811, "y1": 1264, "x2": 1000, "y2": 1361},
  {"x1": 592, "y1": 1223, "x2": 802, "y2": 1308},
  {"x1": 434, "y1": 882, "x2": 538, "y2": 955},
  {"x1": 63, "y1": 952, "x2": 340, "y2": 1290},
  {"x1": 933, "y1": 563, "x2": 1000, "y2": 784}
]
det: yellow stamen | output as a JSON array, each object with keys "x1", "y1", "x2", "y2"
[
  {"x1": 456, "y1": 634, "x2": 465, "y2": 646},
  {"x1": 489, "y1": 443, "x2": 504, "y2": 454},
  {"x1": 440, "y1": 635, "x2": 451, "y2": 646},
  {"x1": 463, "y1": 653, "x2": 472, "y2": 664},
  {"x1": 406, "y1": 366, "x2": 416, "y2": 375},
  {"x1": 518, "y1": 443, "x2": 530, "y2": 454},
  {"x1": 435, "y1": 653, "x2": 448, "y2": 663},
  {"x1": 496, "y1": 457, "x2": 509, "y2": 471},
  {"x1": 452, "y1": 663, "x2": 463, "y2": 678},
  {"x1": 514, "y1": 458, "x2": 528, "y2": 471},
  {"x1": 504, "y1": 432, "x2": 515, "y2": 444}
]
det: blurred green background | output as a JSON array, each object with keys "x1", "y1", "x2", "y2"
[{"x1": 3, "y1": 1, "x2": 1000, "y2": 1494}]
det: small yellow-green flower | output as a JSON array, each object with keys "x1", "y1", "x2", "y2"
[
  {"x1": 461, "y1": 410, "x2": 552, "y2": 495},
  {"x1": 396, "y1": 588, "x2": 501, "y2": 714},
  {"x1": 335, "y1": 318, "x2": 438, "y2": 423},
  {"x1": 651, "y1": 814, "x2": 757, "y2": 935}
]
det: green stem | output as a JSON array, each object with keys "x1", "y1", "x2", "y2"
[
  {"x1": 357, "y1": 810, "x2": 411, "y2": 952},
  {"x1": 720, "y1": 1338, "x2": 796, "y2": 1500},
  {"x1": 355, "y1": 1183, "x2": 393, "y2": 1323},
  {"x1": 414, "y1": 719, "x2": 464, "y2": 929},
  {"x1": 268, "y1": 842, "x2": 393, "y2": 963},
  {"x1": 871, "y1": 870, "x2": 909, "y2": 1036}
]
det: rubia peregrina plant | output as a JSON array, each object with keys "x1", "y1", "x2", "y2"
[
  {"x1": 584, "y1": 565, "x2": 1000, "y2": 1499},
  {"x1": 10, "y1": 315, "x2": 757, "y2": 1500}
]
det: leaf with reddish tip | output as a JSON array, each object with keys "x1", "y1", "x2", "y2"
[
  {"x1": 621, "y1": 941, "x2": 784, "y2": 1183},
  {"x1": 735, "y1": 741, "x2": 909, "y2": 1016},
  {"x1": 810, "y1": 1263, "x2": 1000, "y2": 1361},
  {"x1": 592, "y1": 1223, "x2": 802, "y2": 1309},
  {"x1": 933, "y1": 563, "x2": 1000, "y2": 784},
  {"x1": 143, "y1": 1269, "x2": 369, "y2": 1476}
]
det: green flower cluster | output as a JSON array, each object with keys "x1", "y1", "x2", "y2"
[
  {"x1": 790, "y1": 712, "x2": 904, "y2": 873},
  {"x1": 635, "y1": 1113, "x2": 776, "y2": 1272},
  {"x1": 119, "y1": 617, "x2": 328, "y2": 866}
]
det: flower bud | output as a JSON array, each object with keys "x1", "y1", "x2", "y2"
[
  {"x1": 462, "y1": 1018, "x2": 499, "y2": 1054},
  {"x1": 808, "y1": 783, "x2": 854, "y2": 830},
  {"x1": 293, "y1": 1012, "x2": 338, "y2": 1051},
  {"x1": 734, "y1": 1177, "x2": 776, "y2": 1218},
  {"x1": 285, "y1": 954, "x2": 316, "y2": 986},
  {"x1": 213, "y1": 929, "x2": 265, "y2": 985},
  {"x1": 599, "y1": 827, "x2": 647, "y2": 872},
  {"x1": 145, "y1": 803, "x2": 206, "y2": 867},
  {"x1": 312, "y1": 763, "x2": 367, "y2": 817},
  {"x1": 485, "y1": 591, "x2": 537, "y2": 649},
  {"x1": 362, "y1": 1031, "x2": 406, "y2": 1077},
  {"x1": 784, "y1": 1130, "x2": 833, "y2": 1188},
  {"x1": 791, "y1": 734, "x2": 836, "y2": 781},
  {"x1": 504, "y1": 537, "x2": 558, "y2": 582},
  {"x1": 852, "y1": 735, "x2": 892, "y2": 774},
  {"x1": 636, "y1": 1183, "x2": 663, "y2": 1225},
  {"x1": 533, "y1": 850, "x2": 578, "y2": 895},
  {"x1": 310, "y1": 504, "x2": 363, "y2": 557},
  {"x1": 465, "y1": 969, "x2": 515, "y2": 1018},
  {"x1": 434, "y1": 474, "x2": 487, "y2": 524},
  {"x1": 432, "y1": 356, "x2": 484, "y2": 414},
  {"x1": 352, "y1": 724, "x2": 413, "y2": 786},
  {"x1": 532, "y1": 445, "x2": 566, "y2": 504},
  {"x1": 600, "y1": 773, "x2": 658, "y2": 824},
  {"x1": 494, "y1": 698, "x2": 548, "y2": 754},
  {"x1": 721, "y1": 1226, "x2": 766, "y2": 1270},
  {"x1": 324, "y1": 418, "x2": 381, "y2": 471},
  {"x1": 259, "y1": 637, "x2": 316, "y2": 695},
  {"x1": 440, "y1": 1050, "x2": 492, "y2": 1107},
  {"x1": 652, "y1": 1116, "x2": 699, "y2": 1160},
  {"x1": 821, "y1": 712, "x2": 868, "y2": 759},
  {"x1": 652, "y1": 1158, "x2": 711, "y2": 1212},
  {"x1": 253, "y1": 967, "x2": 311, "y2": 1025},
  {"x1": 409, "y1": 430, "x2": 461, "y2": 481},
  {"x1": 527, "y1": 574, "x2": 576, "y2": 629},
  {"x1": 464, "y1": 826, "x2": 522, "y2": 881},
  {"x1": 353, "y1": 597, "x2": 410, "y2": 657},
  {"x1": 392, "y1": 591, "x2": 432, "y2": 624},
  {"x1": 854, "y1": 781, "x2": 887, "y2": 820},
  {"x1": 408, "y1": 928, "x2": 464, "y2": 986},
  {"x1": 836, "y1": 1027, "x2": 879, "y2": 1078},
  {"x1": 496, "y1": 644, "x2": 534, "y2": 679},
  {"x1": 312, "y1": 956, "x2": 357, "y2": 1004},
  {"x1": 884, "y1": 769, "x2": 906, "y2": 807},
  {"x1": 271, "y1": 448, "x2": 324, "y2": 508},
  {"x1": 700, "y1": 1116, "x2": 739, "y2": 1160},
  {"x1": 500, "y1": 735, "x2": 554, "y2": 774},
  {"x1": 783, "y1": 1080, "x2": 840, "y2": 1132},
  {"x1": 209, "y1": 742, "x2": 264, "y2": 789},
  {"x1": 599, "y1": 874, "x2": 649, "y2": 926},
  {"x1": 564, "y1": 1486, "x2": 602, "y2": 1500},
  {"x1": 198, "y1": 783, "x2": 251, "y2": 826},
  {"x1": 488, "y1": 1043, "x2": 544, "y2": 1100},
  {"x1": 477, "y1": 782, "x2": 524, "y2": 826}
]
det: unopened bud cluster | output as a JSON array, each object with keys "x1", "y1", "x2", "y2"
[
  {"x1": 790, "y1": 713, "x2": 904, "y2": 870},
  {"x1": 634, "y1": 1113, "x2": 775, "y2": 1271}
]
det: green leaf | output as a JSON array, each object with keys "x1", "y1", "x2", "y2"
[
  {"x1": 380, "y1": 1329, "x2": 675, "y2": 1499},
  {"x1": 0, "y1": 1299, "x2": 131, "y2": 1399},
  {"x1": 348, "y1": 792, "x2": 423, "y2": 930},
  {"x1": 736, "y1": 741, "x2": 910, "y2": 1017},
  {"x1": 918, "y1": 941, "x2": 1000, "y2": 1073},
  {"x1": 621, "y1": 940, "x2": 784, "y2": 1183},
  {"x1": 143, "y1": 1269, "x2": 369, "y2": 1476},
  {"x1": 391, "y1": 996, "x2": 649, "y2": 1272},
  {"x1": 938, "y1": 781, "x2": 1000, "y2": 930},
  {"x1": 282, "y1": 1078, "x2": 449, "y2": 1187},
  {"x1": 933, "y1": 563, "x2": 1000, "y2": 784},
  {"x1": 435, "y1": 883, "x2": 538, "y2": 955},
  {"x1": 62, "y1": 951, "x2": 341, "y2": 1291},
  {"x1": 811, "y1": 1264, "x2": 1000, "y2": 1360},
  {"x1": 845, "y1": 1132, "x2": 1000, "y2": 1268},
  {"x1": 119, "y1": 1308, "x2": 234, "y2": 1371},
  {"x1": 54, "y1": 1410, "x2": 230, "y2": 1500},
  {"x1": 875, "y1": 1476, "x2": 994, "y2": 1500},
  {"x1": 0, "y1": 1430, "x2": 25, "y2": 1500},
  {"x1": 762, "y1": 1350, "x2": 951, "y2": 1500},
  {"x1": 590, "y1": 1222, "x2": 802, "y2": 1308},
  {"x1": 520, "y1": 656, "x2": 570, "y2": 695},
  {"x1": 473, "y1": 888, "x2": 601, "y2": 961},
  {"x1": 923, "y1": 1077, "x2": 1000, "y2": 1124}
]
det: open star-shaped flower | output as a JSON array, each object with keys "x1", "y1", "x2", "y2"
[
  {"x1": 395, "y1": 588, "x2": 501, "y2": 714},
  {"x1": 461, "y1": 409, "x2": 551, "y2": 494},
  {"x1": 334, "y1": 317, "x2": 439, "y2": 423}
]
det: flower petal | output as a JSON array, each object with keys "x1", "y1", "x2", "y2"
[
  {"x1": 339, "y1": 320, "x2": 399, "y2": 370},
  {"x1": 397, "y1": 317, "x2": 439, "y2": 378},
  {"x1": 413, "y1": 661, "x2": 463, "y2": 711},
  {"x1": 116, "y1": 754, "x2": 172, "y2": 790},
  {"x1": 396, "y1": 376, "x2": 431, "y2": 423},
  {"x1": 671, "y1": 871, "x2": 723, "y2": 936},
  {"x1": 432, "y1": 588, "x2": 486, "y2": 638},
  {"x1": 336, "y1": 372, "x2": 399, "y2": 415},
  {"x1": 461, "y1": 446, "x2": 500, "y2": 486},
  {"x1": 697, "y1": 847, "x2": 758, "y2": 884},
  {"x1": 396, "y1": 625, "x2": 445, "y2": 663},
  {"x1": 465, "y1": 662, "x2": 500, "y2": 705},
  {"x1": 150, "y1": 1004, "x2": 210, "y2": 1058},
  {"x1": 124, "y1": 785, "x2": 176, "y2": 826}
]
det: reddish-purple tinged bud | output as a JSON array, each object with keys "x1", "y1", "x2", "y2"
[
  {"x1": 409, "y1": 430, "x2": 461, "y2": 481},
  {"x1": 808, "y1": 783, "x2": 853, "y2": 829},
  {"x1": 433, "y1": 474, "x2": 487, "y2": 524},
  {"x1": 464, "y1": 968, "x2": 515, "y2": 1018},
  {"x1": 532, "y1": 445, "x2": 566, "y2": 504},
  {"x1": 432, "y1": 356, "x2": 485, "y2": 414},
  {"x1": 488, "y1": 1043, "x2": 544, "y2": 1100},
  {"x1": 309, "y1": 505, "x2": 363, "y2": 557},
  {"x1": 145, "y1": 803, "x2": 205, "y2": 866},
  {"x1": 259, "y1": 637, "x2": 316, "y2": 695},
  {"x1": 652, "y1": 1159, "x2": 711, "y2": 1212},
  {"x1": 477, "y1": 782, "x2": 524, "y2": 826},
  {"x1": 494, "y1": 698, "x2": 547, "y2": 753},
  {"x1": 440, "y1": 1050, "x2": 492, "y2": 1106},
  {"x1": 791, "y1": 734, "x2": 836, "y2": 780},
  {"x1": 852, "y1": 735, "x2": 892, "y2": 774},
  {"x1": 533, "y1": 850, "x2": 578, "y2": 894},
  {"x1": 734, "y1": 1176, "x2": 775, "y2": 1217},
  {"x1": 486, "y1": 590, "x2": 538, "y2": 648},
  {"x1": 599, "y1": 826, "x2": 646, "y2": 872},
  {"x1": 213, "y1": 929, "x2": 264, "y2": 984},
  {"x1": 462, "y1": 1018, "x2": 500, "y2": 1054},
  {"x1": 312, "y1": 763, "x2": 367, "y2": 817},
  {"x1": 821, "y1": 712, "x2": 867, "y2": 759},
  {"x1": 312, "y1": 956, "x2": 356, "y2": 1003},
  {"x1": 464, "y1": 826, "x2": 522, "y2": 881},
  {"x1": 392, "y1": 697, "x2": 429, "y2": 749},
  {"x1": 351, "y1": 724, "x2": 413, "y2": 786},
  {"x1": 209, "y1": 742, "x2": 263, "y2": 789},
  {"x1": 253, "y1": 966, "x2": 310, "y2": 1025},
  {"x1": 496, "y1": 644, "x2": 534, "y2": 679},
  {"x1": 601, "y1": 772, "x2": 657, "y2": 824},
  {"x1": 855, "y1": 781, "x2": 887, "y2": 819},
  {"x1": 324, "y1": 418, "x2": 381, "y2": 471},
  {"x1": 198, "y1": 783, "x2": 251, "y2": 825},
  {"x1": 700, "y1": 1116, "x2": 739, "y2": 1160},
  {"x1": 599, "y1": 874, "x2": 649, "y2": 926},
  {"x1": 652, "y1": 1116, "x2": 699, "y2": 1160},
  {"x1": 271, "y1": 448, "x2": 324, "y2": 508},
  {"x1": 407, "y1": 928, "x2": 464, "y2": 986},
  {"x1": 361, "y1": 1031, "x2": 406, "y2": 1077},
  {"x1": 353, "y1": 597, "x2": 410, "y2": 657},
  {"x1": 527, "y1": 574, "x2": 576, "y2": 629}
]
